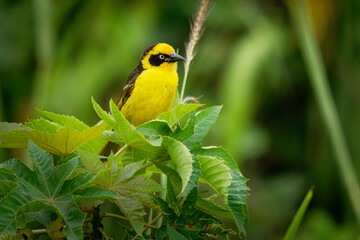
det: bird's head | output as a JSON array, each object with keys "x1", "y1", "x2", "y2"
[{"x1": 140, "y1": 43, "x2": 186, "y2": 71}]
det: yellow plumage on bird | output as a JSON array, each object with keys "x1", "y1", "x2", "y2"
[{"x1": 99, "y1": 43, "x2": 186, "y2": 156}]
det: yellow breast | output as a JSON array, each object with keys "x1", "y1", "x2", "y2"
[{"x1": 120, "y1": 69, "x2": 178, "y2": 126}]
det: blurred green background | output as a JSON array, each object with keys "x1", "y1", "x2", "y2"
[{"x1": 1, "y1": 0, "x2": 359, "y2": 239}]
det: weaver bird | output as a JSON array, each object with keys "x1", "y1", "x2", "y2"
[{"x1": 99, "y1": 43, "x2": 186, "y2": 156}]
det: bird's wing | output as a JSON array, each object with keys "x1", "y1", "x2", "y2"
[
  {"x1": 116, "y1": 65, "x2": 143, "y2": 110},
  {"x1": 99, "y1": 65, "x2": 144, "y2": 157}
]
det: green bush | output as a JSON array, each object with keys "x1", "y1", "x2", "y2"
[{"x1": 0, "y1": 98, "x2": 249, "y2": 239}]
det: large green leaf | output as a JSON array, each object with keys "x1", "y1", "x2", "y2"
[
  {"x1": 192, "y1": 145, "x2": 249, "y2": 235},
  {"x1": 0, "y1": 121, "x2": 106, "y2": 156},
  {"x1": 161, "y1": 137, "x2": 193, "y2": 195},
  {"x1": 198, "y1": 156, "x2": 232, "y2": 204},
  {"x1": 0, "y1": 140, "x2": 95, "y2": 239},
  {"x1": 157, "y1": 103, "x2": 203, "y2": 126}
]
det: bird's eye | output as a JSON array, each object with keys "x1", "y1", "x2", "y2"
[{"x1": 159, "y1": 54, "x2": 165, "y2": 60}]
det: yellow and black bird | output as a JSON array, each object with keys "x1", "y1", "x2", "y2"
[{"x1": 99, "y1": 43, "x2": 186, "y2": 156}]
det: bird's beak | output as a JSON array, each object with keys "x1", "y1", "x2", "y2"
[{"x1": 165, "y1": 52, "x2": 186, "y2": 62}]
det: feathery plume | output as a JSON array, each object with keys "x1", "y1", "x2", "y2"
[{"x1": 180, "y1": 0, "x2": 211, "y2": 102}]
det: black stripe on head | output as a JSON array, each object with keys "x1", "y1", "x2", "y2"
[
  {"x1": 149, "y1": 54, "x2": 170, "y2": 66},
  {"x1": 140, "y1": 43, "x2": 158, "y2": 60}
]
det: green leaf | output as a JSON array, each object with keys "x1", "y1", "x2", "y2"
[
  {"x1": 196, "y1": 195, "x2": 233, "y2": 219},
  {"x1": 15, "y1": 201, "x2": 54, "y2": 228},
  {"x1": 227, "y1": 171, "x2": 249, "y2": 236},
  {"x1": 0, "y1": 180, "x2": 17, "y2": 195},
  {"x1": 179, "y1": 157, "x2": 200, "y2": 197},
  {"x1": 92, "y1": 98, "x2": 167, "y2": 162},
  {"x1": 170, "y1": 111, "x2": 196, "y2": 142},
  {"x1": 137, "y1": 120, "x2": 172, "y2": 137},
  {"x1": 184, "y1": 106, "x2": 222, "y2": 148},
  {"x1": 124, "y1": 175, "x2": 164, "y2": 193},
  {"x1": 120, "y1": 145, "x2": 167, "y2": 164},
  {"x1": 153, "y1": 195, "x2": 177, "y2": 222},
  {"x1": 284, "y1": 187, "x2": 313, "y2": 240},
  {"x1": 157, "y1": 103, "x2": 203, "y2": 126},
  {"x1": 161, "y1": 137, "x2": 193, "y2": 195},
  {"x1": 198, "y1": 156, "x2": 232, "y2": 204},
  {"x1": 193, "y1": 146, "x2": 240, "y2": 173},
  {"x1": 192, "y1": 145, "x2": 249, "y2": 235},
  {"x1": 76, "y1": 149, "x2": 106, "y2": 174},
  {"x1": 181, "y1": 187, "x2": 198, "y2": 214},
  {"x1": 92, "y1": 98, "x2": 142, "y2": 144},
  {"x1": 37, "y1": 109, "x2": 89, "y2": 131},
  {"x1": 0, "y1": 140, "x2": 95, "y2": 239},
  {"x1": 116, "y1": 197, "x2": 145, "y2": 236},
  {"x1": 128, "y1": 192, "x2": 162, "y2": 212},
  {"x1": 0, "y1": 122, "x2": 106, "y2": 156},
  {"x1": 73, "y1": 186, "x2": 120, "y2": 202},
  {"x1": 0, "y1": 167, "x2": 16, "y2": 180},
  {"x1": 167, "y1": 178, "x2": 177, "y2": 206},
  {"x1": 0, "y1": 123, "x2": 32, "y2": 148},
  {"x1": 25, "y1": 119, "x2": 59, "y2": 134},
  {"x1": 0, "y1": 123, "x2": 31, "y2": 135},
  {"x1": 96, "y1": 162, "x2": 163, "y2": 195},
  {"x1": 154, "y1": 162, "x2": 182, "y2": 193},
  {"x1": 166, "y1": 224, "x2": 187, "y2": 240},
  {"x1": 185, "y1": 144, "x2": 249, "y2": 235},
  {"x1": 0, "y1": 188, "x2": 31, "y2": 237},
  {"x1": 27, "y1": 209, "x2": 51, "y2": 227},
  {"x1": 205, "y1": 223, "x2": 237, "y2": 236},
  {"x1": 91, "y1": 157, "x2": 162, "y2": 234},
  {"x1": 156, "y1": 225, "x2": 168, "y2": 240}
]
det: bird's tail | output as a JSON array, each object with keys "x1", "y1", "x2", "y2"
[{"x1": 98, "y1": 141, "x2": 120, "y2": 158}]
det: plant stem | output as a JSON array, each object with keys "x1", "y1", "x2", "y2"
[
  {"x1": 157, "y1": 174, "x2": 167, "y2": 227},
  {"x1": 97, "y1": 227, "x2": 111, "y2": 240},
  {"x1": 288, "y1": 0, "x2": 360, "y2": 225},
  {"x1": 101, "y1": 212, "x2": 128, "y2": 221},
  {"x1": 146, "y1": 209, "x2": 154, "y2": 235},
  {"x1": 114, "y1": 144, "x2": 128, "y2": 158},
  {"x1": 131, "y1": 214, "x2": 163, "y2": 240},
  {"x1": 32, "y1": 229, "x2": 47, "y2": 234}
]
